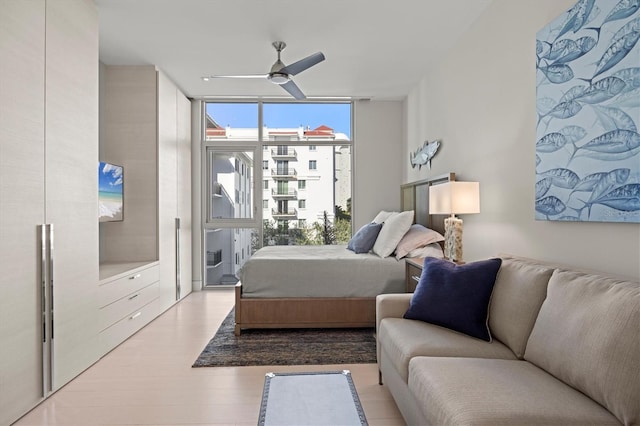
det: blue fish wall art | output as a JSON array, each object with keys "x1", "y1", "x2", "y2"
[
  {"x1": 410, "y1": 139, "x2": 440, "y2": 170},
  {"x1": 536, "y1": 0, "x2": 640, "y2": 223}
]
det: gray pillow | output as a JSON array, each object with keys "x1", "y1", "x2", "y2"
[{"x1": 347, "y1": 222, "x2": 383, "y2": 254}]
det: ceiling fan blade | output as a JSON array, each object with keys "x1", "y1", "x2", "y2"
[
  {"x1": 281, "y1": 80, "x2": 305, "y2": 100},
  {"x1": 205, "y1": 74, "x2": 268, "y2": 79},
  {"x1": 280, "y1": 52, "x2": 325, "y2": 76}
]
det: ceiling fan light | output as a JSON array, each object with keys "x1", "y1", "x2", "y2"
[{"x1": 268, "y1": 73, "x2": 290, "y2": 85}]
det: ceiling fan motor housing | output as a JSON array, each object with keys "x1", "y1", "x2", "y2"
[{"x1": 268, "y1": 42, "x2": 290, "y2": 84}]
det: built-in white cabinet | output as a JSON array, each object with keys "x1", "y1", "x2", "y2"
[
  {"x1": 177, "y1": 87, "x2": 193, "y2": 300},
  {"x1": 100, "y1": 65, "x2": 192, "y2": 322},
  {"x1": 158, "y1": 71, "x2": 193, "y2": 308},
  {"x1": 98, "y1": 262, "x2": 160, "y2": 353},
  {"x1": 0, "y1": 1, "x2": 99, "y2": 424},
  {"x1": 1, "y1": 4, "x2": 191, "y2": 424}
]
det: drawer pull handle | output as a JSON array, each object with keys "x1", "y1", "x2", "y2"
[
  {"x1": 130, "y1": 312, "x2": 142, "y2": 320},
  {"x1": 411, "y1": 275, "x2": 420, "y2": 283},
  {"x1": 128, "y1": 294, "x2": 139, "y2": 300},
  {"x1": 129, "y1": 274, "x2": 141, "y2": 280}
]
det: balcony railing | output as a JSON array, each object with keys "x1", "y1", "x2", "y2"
[
  {"x1": 271, "y1": 168, "x2": 297, "y2": 179},
  {"x1": 271, "y1": 148, "x2": 297, "y2": 160},
  {"x1": 271, "y1": 208, "x2": 298, "y2": 219},
  {"x1": 271, "y1": 188, "x2": 298, "y2": 199}
]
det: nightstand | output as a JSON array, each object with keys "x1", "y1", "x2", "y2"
[{"x1": 405, "y1": 257, "x2": 425, "y2": 292}]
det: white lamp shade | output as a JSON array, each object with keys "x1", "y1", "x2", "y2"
[{"x1": 429, "y1": 181, "x2": 480, "y2": 215}]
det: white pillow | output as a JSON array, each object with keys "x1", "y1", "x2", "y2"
[
  {"x1": 372, "y1": 210, "x2": 396, "y2": 224},
  {"x1": 372, "y1": 210, "x2": 414, "y2": 258}
]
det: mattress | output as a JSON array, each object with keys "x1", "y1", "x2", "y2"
[{"x1": 238, "y1": 244, "x2": 406, "y2": 298}]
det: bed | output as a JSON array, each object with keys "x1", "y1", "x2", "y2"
[{"x1": 233, "y1": 172, "x2": 455, "y2": 335}]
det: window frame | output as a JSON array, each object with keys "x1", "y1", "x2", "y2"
[
  {"x1": 201, "y1": 99, "x2": 354, "y2": 247},
  {"x1": 203, "y1": 144, "x2": 260, "y2": 228}
]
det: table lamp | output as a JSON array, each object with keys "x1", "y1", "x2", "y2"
[{"x1": 429, "y1": 181, "x2": 480, "y2": 262}]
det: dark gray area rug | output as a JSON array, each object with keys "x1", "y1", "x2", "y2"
[{"x1": 192, "y1": 308, "x2": 377, "y2": 367}]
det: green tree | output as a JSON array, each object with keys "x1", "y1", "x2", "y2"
[
  {"x1": 261, "y1": 205, "x2": 352, "y2": 247},
  {"x1": 334, "y1": 218, "x2": 351, "y2": 244},
  {"x1": 335, "y1": 204, "x2": 351, "y2": 221}
]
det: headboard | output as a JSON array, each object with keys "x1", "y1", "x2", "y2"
[{"x1": 400, "y1": 172, "x2": 455, "y2": 236}]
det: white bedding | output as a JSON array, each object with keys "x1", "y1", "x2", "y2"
[{"x1": 238, "y1": 244, "x2": 406, "y2": 298}]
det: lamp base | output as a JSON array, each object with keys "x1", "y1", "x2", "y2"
[{"x1": 443, "y1": 217, "x2": 463, "y2": 263}]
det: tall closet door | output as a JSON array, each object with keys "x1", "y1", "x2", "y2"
[
  {"x1": 45, "y1": 0, "x2": 100, "y2": 388},
  {"x1": 177, "y1": 94, "x2": 192, "y2": 298},
  {"x1": 0, "y1": 2, "x2": 46, "y2": 424},
  {"x1": 158, "y1": 71, "x2": 179, "y2": 309}
]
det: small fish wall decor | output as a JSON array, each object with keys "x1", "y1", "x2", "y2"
[
  {"x1": 410, "y1": 139, "x2": 440, "y2": 170},
  {"x1": 536, "y1": 0, "x2": 640, "y2": 223}
]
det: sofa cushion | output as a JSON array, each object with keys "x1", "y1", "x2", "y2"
[
  {"x1": 524, "y1": 270, "x2": 640, "y2": 426},
  {"x1": 489, "y1": 256, "x2": 554, "y2": 358},
  {"x1": 404, "y1": 257, "x2": 502, "y2": 341},
  {"x1": 408, "y1": 357, "x2": 620, "y2": 426},
  {"x1": 378, "y1": 317, "x2": 516, "y2": 382}
]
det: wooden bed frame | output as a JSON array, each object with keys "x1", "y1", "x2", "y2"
[{"x1": 233, "y1": 172, "x2": 455, "y2": 335}]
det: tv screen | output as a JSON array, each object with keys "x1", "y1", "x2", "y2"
[{"x1": 99, "y1": 161, "x2": 124, "y2": 222}]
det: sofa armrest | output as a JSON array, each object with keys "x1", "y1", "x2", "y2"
[
  {"x1": 376, "y1": 293, "x2": 412, "y2": 384},
  {"x1": 376, "y1": 293, "x2": 412, "y2": 333}
]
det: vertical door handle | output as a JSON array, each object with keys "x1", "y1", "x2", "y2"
[
  {"x1": 175, "y1": 217, "x2": 181, "y2": 300},
  {"x1": 39, "y1": 223, "x2": 54, "y2": 396},
  {"x1": 48, "y1": 224, "x2": 54, "y2": 390},
  {"x1": 39, "y1": 224, "x2": 47, "y2": 397}
]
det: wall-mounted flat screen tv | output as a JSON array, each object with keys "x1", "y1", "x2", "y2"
[{"x1": 99, "y1": 161, "x2": 124, "y2": 222}]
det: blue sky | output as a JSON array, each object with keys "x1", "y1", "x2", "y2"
[
  {"x1": 205, "y1": 102, "x2": 351, "y2": 138},
  {"x1": 99, "y1": 162, "x2": 123, "y2": 193}
]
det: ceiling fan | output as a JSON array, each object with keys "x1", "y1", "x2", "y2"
[{"x1": 202, "y1": 41, "x2": 325, "y2": 100}]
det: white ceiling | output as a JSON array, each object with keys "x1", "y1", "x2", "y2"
[{"x1": 96, "y1": 0, "x2": 492, "y2": 100}]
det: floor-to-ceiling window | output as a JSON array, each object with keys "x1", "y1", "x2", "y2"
[{"x1": 202, "y1": 101, "x2": 352, "y2": 287}]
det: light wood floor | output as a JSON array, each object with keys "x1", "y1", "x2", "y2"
[{"x1": 14, "y1": 289, "x2": 405, "y2": 425}]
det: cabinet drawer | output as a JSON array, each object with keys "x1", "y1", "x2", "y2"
[
  {"x1": 100, "y1": 297, "x2": 160, "y2": 354},
  {"x1": 99, "y1": 264, "x2": 159, "y2": 306},
  {"x1": 100, "y1": 281, "x2": 159, "y2": 331}
]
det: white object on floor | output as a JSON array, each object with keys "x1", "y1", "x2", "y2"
[{"x1": 258, "y1": 370, "x2": 368, "y2": 426}]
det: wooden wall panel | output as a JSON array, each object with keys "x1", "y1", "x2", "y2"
[{"x1": 100, "y1": 66, "x2": 158, "y2": 263}]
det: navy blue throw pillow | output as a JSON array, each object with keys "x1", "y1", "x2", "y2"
[
  {"x1": 404, "y1": 257, "x2": 502, "y2": 341},
  {"x1": 347, "y1": 222, "x2": 383, "y2": 254}
]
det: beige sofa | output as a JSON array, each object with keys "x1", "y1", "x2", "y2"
[{"x1": 376, "y1": 255, "x2": 639, "y2": 425}]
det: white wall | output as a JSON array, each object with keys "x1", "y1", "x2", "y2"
[
  {"x1": 354, "y1": 100, "x2": 404, "y2": 229},
  {"x1": 404, "y1": 0, "x2": 640, "y2": 280}
]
